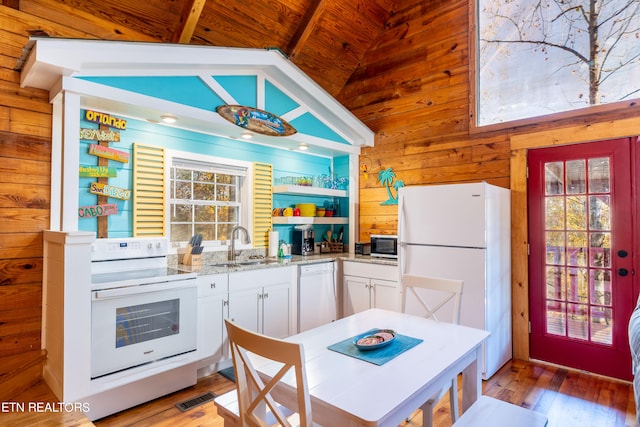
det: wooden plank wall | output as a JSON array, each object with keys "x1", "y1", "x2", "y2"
[{"x1": 0, "y1": 4, "x2": 150, "y2": 367}]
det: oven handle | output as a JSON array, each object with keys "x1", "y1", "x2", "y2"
[{"x1": 92, "y1": 279, "x2": 196, "y2": 300}]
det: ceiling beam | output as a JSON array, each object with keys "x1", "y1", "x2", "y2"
[
  {"x1": 286, "y1": 0, "x2": 327, "y2": 59},
  {"x1": 172, "y1": 0, "x2": 207, "y2": 43}
]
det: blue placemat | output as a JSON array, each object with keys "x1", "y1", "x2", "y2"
[{"x1": 327, "y1": 329, "x2": 423, "y2": 366}]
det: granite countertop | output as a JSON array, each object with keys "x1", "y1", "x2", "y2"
[{"x1": 178, "y1": 253, "x2": 397, "y2": 275}]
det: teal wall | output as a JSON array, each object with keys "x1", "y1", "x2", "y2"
[
  {"x1": 78, "y1": 110, "x2": 349, "y2": 244},
  {"x1": 79, "y1": 76, "x2": 349, "y2": 144}
]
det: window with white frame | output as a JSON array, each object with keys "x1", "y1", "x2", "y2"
[
  {"x1": 168, "y1": 153, "x2": 250, "y2": 247},
  {"x1": 476, "y1": 0, "x2": 640, "y2": 127}
]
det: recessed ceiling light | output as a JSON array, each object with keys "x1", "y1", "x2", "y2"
[
  {"x1": 298, "y1": 143, "x2": 309, "y2": 151},
  {"x1": 160, "y1": 114, "x2": 177, "y2": 124},
  {"x1": 241, "y1": 131, "x2": 253, "y2": 139}
]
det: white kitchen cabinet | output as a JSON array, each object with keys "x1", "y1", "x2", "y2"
[
  {"x1": 196, "y1": 273, "x2": 229, "y2": 370},
  {"x1": 342, "y1": 261, "x2": 399, "y2": 316},
  {"x1": 227, "y1": 266, "x2": 297, "y2": 339}
]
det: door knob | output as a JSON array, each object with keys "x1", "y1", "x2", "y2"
[
  {"x1": 618, "y1": 268, "x2": 629, "y2": 277},
  {"x1": 618, "y1": 250, "x2": 628, "y2": 258}
]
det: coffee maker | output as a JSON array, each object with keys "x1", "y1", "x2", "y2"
[{"x1": 292, "y1": 225, "x2": 314, "y2": 255}]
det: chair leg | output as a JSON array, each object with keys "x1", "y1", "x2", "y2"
[
  {"x1": 449, "y1": 379, "x2": 459, "y2": 423},
  {"x1": 420, "y1": 401, "x2": 434, "y2": 427}
]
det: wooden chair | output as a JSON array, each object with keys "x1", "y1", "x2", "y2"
[
  {"x1": 401, "y1": 274, "x2": 464, "y2": 427},
  {"x1": 219, "y1": 319, "x2": 313, "y2": 427}
]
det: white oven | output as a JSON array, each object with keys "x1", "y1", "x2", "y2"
[{"x1": 90, "y1": 238, "x2": 197, "y2": 379}]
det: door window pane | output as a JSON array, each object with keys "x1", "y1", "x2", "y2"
[
  {"x1": 566, "y1": 160, "x2": 586, "y2": 194},
  {"x1": 589, "y1": 195, "x2": 611, "y2": 231},
  {"x1": 566, "y1": 196, "x2": 587, "y2": 230},
  {"x1": 588, "y1": 158, "x2": 610, "y2": 193},
  {"x1": 541, "y1": 157, "x2": 613, "y2": 345},
  {"x1": 545, "y1": 162, "x2": 564, "y2": 195},
  {"x1": 545, "y1": 197, "x2": 565, "y2": 229}
]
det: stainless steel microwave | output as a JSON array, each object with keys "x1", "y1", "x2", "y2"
[{"x1": 370, "y1": 235, "x2": 398, "y2": 259}]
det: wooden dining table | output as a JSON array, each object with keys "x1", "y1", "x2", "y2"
[{"x1": 248, "y1": 308, "x2": 490, "y2": 427}]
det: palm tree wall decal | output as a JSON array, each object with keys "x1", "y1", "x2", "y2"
[{"x1": 377, "y1": 167, "x2": 405, "y2": 205}]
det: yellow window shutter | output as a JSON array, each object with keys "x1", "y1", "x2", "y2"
[
  {"x1": 253, "y1": 162, "x2": 273, "y2": 248},
  {"x1": 132, "y1": 143, "x2": 166, "y2": 237}
]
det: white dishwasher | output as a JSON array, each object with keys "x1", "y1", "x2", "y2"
[{"x1": 298, "y1": 261, "x2": 337, "y2": 332}]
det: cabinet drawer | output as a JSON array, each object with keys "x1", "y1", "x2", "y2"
[
  {"x1": 197, "y1": 274, "x2": 229, "y2": 296},
  {"x1": 229, "y1": 265, "x2": 296, "y2": 292},
  {"x1": 343, "y1": 261, "x2": 398, "y2": 282}
]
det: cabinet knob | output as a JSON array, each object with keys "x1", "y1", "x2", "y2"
[
  {"x1": 264, "y1": 292, "x2": 269, "y2": 299},
  {"x1": 210, "y1": 282, "x2": 216, "y2": 289}
]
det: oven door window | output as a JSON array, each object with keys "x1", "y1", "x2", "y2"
[
  {"x1": 91, "y1": 285, "x2": 196, "y2": 378},
  {"x1": 116, "y1": 299, "x2": 180, "y2": 348}
]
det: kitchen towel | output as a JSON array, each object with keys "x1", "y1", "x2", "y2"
[{"x1": 268, "y1": 230, "x2": 279, "y2": 258}]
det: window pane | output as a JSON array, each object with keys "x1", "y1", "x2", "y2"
[
  {"x1": 546, "y1": 232, "x2": 565, "y2": 265},
  {"x1": 170, "y1": 224, "x2": 191, "y2": 243},
  {"x1": 589, "y1": 195, "x2": 610, "y2": 231},
  {"x1": 170, "y1": 162, "x2": 244, "y2": 244},
  {"x1": 194, "y1": 205, "x2": 216, "y2": 222},
  {"x1": 478, "y1": 1, "x2": 640, "y2": 126},
  {"x1": 591, "y1": 307, "x2": 612, "y2": 344},
  {"x1": 173, "y1": 181, "x2": 192, "y2": 200},
  {"x1": 567, "y1": 267, "x2": 588, "y2": 303},
  {"x1": 544, "y1": 162, "x2": 564, "y2": 195},
  {"x1": 547, "y1": 301, "x2": 566, "y2": 336},
  {"x1": 589, "y1": 233, "x2": 611, "y2": 268},
  {"x1": 566, "y1": 160, "x2": 585, "y2": 194},
  {"x1": 545, "y1": 197, "x2": 565, "y2": 230},
  {"x1": 588, "y1": 158, "x2": 610, "y2": 193},
  {"x1": 546, "y1": 266, "x2": 565, "y2": 300},
  {"x1": 566, "y1": 196, "x2": 586, "y2": 230},
  {"x1": 567, "y1": 303, "x2": 588, "y2": 340},
  {"x1": 567, "y1": 232, "x2": 587, "y2": 267},
  {"x1": 194, "y1": 182, "x2": 215, "y2": 201},
  {"x1": 171, "y1": 204, "x2": 192, "y2": 222}
]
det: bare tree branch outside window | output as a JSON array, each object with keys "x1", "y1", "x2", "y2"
[{"x1": 478, "y1": 0, "x2": 640, "y2": 126}]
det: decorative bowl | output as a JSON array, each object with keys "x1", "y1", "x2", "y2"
[{"x1": 353, "y1": 329, "x2": 396, "y2": 351}]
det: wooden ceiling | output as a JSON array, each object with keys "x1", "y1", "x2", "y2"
[{"x1": 13, "y1": 0, "x2": 397, "y2": 98}]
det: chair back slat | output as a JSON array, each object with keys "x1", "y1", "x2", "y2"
[
  {"x1": 401, "y1": 274, "x2": 464, "y2": 324},
  {"x1": 225, "y1": 319, "x2": 313, "y2": 427}
]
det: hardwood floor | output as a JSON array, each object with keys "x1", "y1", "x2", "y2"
[{"x1": 5, "y1": 359, "x2": 637, "y2": 427}]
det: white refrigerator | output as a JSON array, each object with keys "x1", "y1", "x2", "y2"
[{"x1": 398, "y1": 182, "x2": 511, "y2": 379}]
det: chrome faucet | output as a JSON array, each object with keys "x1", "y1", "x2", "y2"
[{"x1": 230, "y1": 225, "x2": 251, "y2": 261}]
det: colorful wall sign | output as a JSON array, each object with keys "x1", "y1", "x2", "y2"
[
  {"x1": 85, "y1": 110, "x2": 127, "y2": 130},
  {"x1": 89, "y1": 144, "x2": 130, "y2": 163},
  {"x1": 78, "y1": 203, "x2": 118, "y2": 218},
  {"x1": 79, "y1": 166, "x2": 117, "y2": 177},
  {"x1": 217, "y1": 105, "x2": 296, "y2": 136},
  {"x1": 80, "y1": 128, "x2": 121, "y2": 142},
  {"x1": 89, "y1": 182, "x2": 131, "y2": 200}
]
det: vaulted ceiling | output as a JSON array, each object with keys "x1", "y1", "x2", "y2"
[{"x1": 13, "y1": 0, "x2": 397, "y2": 98}]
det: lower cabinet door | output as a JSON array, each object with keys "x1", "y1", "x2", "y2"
[
  {"x1": 262, "y1": 282, "x2": 292, "y2": 339},
  {"x1": 371, "y1": 278, "x2": 399, "y2": 312},
  {"x1": 343, "y1": 275, "x2": 372, "y2": 316}
]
